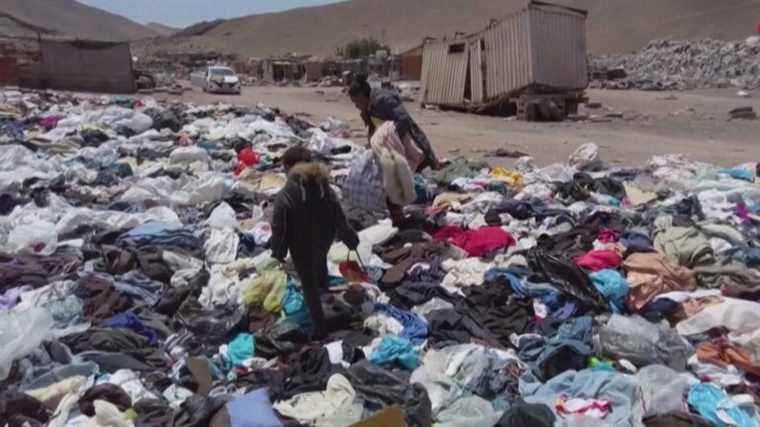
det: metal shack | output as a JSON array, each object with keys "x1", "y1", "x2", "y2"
[
  {"x1": 19, "y1": 39, "x2": 135, "y2": 93},
  {"x1": 398, "y1": 44, "x2": 423, "y2": 81},
  {"x1": 420, "y1": 0, "x2": 588, "y2": 118}
]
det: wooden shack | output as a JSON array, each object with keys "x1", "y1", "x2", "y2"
[
  {"x1": 420, "y1": 1, "x2": 588, "y2": 118},
  {"x1": 262, "y1": 59, "x2": 306, "y2": 82}
]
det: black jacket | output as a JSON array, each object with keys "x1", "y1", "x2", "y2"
[{"x1": 270, "y1": 162, "x2": 359, "y2": 262}]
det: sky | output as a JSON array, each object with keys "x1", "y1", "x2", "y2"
[{"x1": 77, "y1": 0, "x2": 343, "y2": 27}]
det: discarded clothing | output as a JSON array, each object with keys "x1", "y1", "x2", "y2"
[
  {"x1": 369, "y1": 335, "x2": 419, "y2": 370},
  {"x1": 589, "y1": 269, "x2": 630, "y2": 313},
  {"x1": 623, "y1": 252, "x2": 697, "y2": 311},
  {"x1": 433, "y1": 226, "x2": 515, "y2": 257},
  {"x1": 573, "y1": 249, "x2": 622, "y2": 272}
]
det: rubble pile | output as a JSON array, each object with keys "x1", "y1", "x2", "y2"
[
  {"x1": 3, "y1": 88, "x2": 760, "y2": 426},
  {"x1": 591, "y1": 37, "x2": 760, "y2": 91}
]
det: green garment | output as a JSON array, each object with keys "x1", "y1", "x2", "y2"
[
  {"x1": 653, "y1": 226, "x2": 715, "y2": 268},
  {"x1": 242, "y1": 261, "x2": 287, "y2": 313},
  {"x1": 431, "y1": 158, "x2": 489, "y2": 185},
  {"x1": 693, "y1": 264, "x2": 760, "y2": 289}
]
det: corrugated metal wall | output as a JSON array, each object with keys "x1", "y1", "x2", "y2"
[
  {"x1": 529, "y1": 7, "x2": 588, "y2": 90},
  {"x1": 37, "y1": 41, "x2": 134, "y2": 93},
  {"x1": 421, "y1": 42, "x2": 468, "y2": 106},
  {"x1": 482, "y1": 11, "x2": 532, "y2": 100},
  {"x1": 469, "y1": 40, "x2": 484, "y2": 104}
]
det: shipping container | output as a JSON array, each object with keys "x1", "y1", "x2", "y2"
[
  {"x1": 20, "y1": 39, "x2": 135, "y2": 93},
  {"x1": 420, "y1": 1, "x2": 588, "y2": 111}
]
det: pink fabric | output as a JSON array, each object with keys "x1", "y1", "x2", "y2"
[
  {"x1": 434, "y1": 226, "x2": 515, "y2": 257},
  {"x1": 433, "y1": 226, "x2": 464, "y2": 241},
  {"x1": 597, "y1": 228, "x2": 621, "y2": 244},
  {"x1": 573, "y1": 250, "x2": 622, "y2": 272},
  {"x1": 372, "y1": 121, "x2": 424, "y2": 172},
  {"x1": 556, "y1": 395, "x2": 611, "y2": 418},
  {"x1": 39, "y1": 116, "x2": 62, "y2": 130},
  {"x1": 736, "y1": 203, "x2": 751, "y2": 222}
]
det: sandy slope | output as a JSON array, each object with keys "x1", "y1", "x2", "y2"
[
  {"x1": 0, "y1": 0, "x2": 158, "y2": 41},
  {"x1": 135, "y1": 0, "x2": 760, "y2": 57}
]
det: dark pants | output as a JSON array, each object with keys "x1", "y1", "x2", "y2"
[
  {"x1": 293, "y1": 253, "x2": 329, "y2": 337},
  {"x1": 387, "y1": 199, "x2": 405, "y2": 228}
]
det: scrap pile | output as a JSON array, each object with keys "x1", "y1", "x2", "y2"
[
  {"x1": 591, "y1": 37, "x2": 760, "y2": 91},
  {"x1": 3, "y1": 88, "x2": 760, "y2": 427}
]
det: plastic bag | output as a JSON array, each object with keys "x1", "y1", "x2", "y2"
[
  {"x1": 636, "y1": 365, "x2": 695, "y2": 417},
  {"x1": 368, "y1": 335, "x2": 419, "y2": 370},
  {"x1": 344, "y1": 149, "x2": 386, "y2": 213},
  {"x1": 169, "y1": 146, "x2": 210, "y2": 164},
  {"x1": 0, "y1": 308, "x2": 55, "y2": 380},
  {"x1": 282, "y1": 280, "x2": 311, "y2": 328},
  {"x1": 515, "y1": 156, "x2": 537, "y2": 173},
  {"x1": 206, "y1": 202, "x2": 239, "y2": 230},
  {"x1": 6, "y1": 220, "x2": 58, "y2": 255},
  {"x1": 204, "y1": 228, "x2": 239, "y2": 264},
  {"x1": 329, "y1": 221, "x2": 397, "y2": 269},
  {"x1": 598, "y1": 314, "x2": 694, "y2": 370},
  {"x1": 435, "y1": 396, "x2": 502, "y2": 427},
  {"x1": 569, "y1": 142, "x2": 599, "y2": 168},
  {"x1": 241, "y1": 267, "x2": 287, "y2": 313},
  {"x1": 126, "y1": 112, "x2": 153, "y2": 134}
]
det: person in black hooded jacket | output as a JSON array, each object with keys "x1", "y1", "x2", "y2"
[{"x1": 270, "y1": 147, "x2": 359, "y2": 338}]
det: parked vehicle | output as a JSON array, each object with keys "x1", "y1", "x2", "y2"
[{"x1": 191, "y1": 66, "x2": 241, "y2": 94}]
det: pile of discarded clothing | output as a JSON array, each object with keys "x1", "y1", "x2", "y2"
[{"x1": 3, "y1": 88, "x2": 760, "y2": 427}]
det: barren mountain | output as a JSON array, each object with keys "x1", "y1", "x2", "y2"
[
  {"x1": 135, "y1": 0, "x2": 760, "y2": 57},
  {"x1": 146, "y1": 23, "x2": 178, "y2": 37},
  {"x1": 0, "y1": 0, "x2": 158, "y2": 41}
]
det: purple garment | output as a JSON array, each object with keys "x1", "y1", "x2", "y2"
[{"x1": 0, "y1": 285, "x2": 32, "y2": 309}]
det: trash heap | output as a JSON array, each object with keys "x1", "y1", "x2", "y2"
[
  {"x1": 3, "y1": 89, "x2": 760, "y2": 427},
  {"x1": 591, "y1": 37, "x2": 760, "y2": 91}
]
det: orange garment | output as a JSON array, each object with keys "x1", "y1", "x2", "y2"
[
  {"x1": 623, "y1": 252, "x2": 697, "y2": 311},
  {"x1": 697, "y1": 337, "x2": 760, "y2": 376}
]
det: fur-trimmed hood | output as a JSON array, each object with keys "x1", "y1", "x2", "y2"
[
  {"x1": 286, "y1": 162, "x2": 331, "y2": 203},
  {"x1": 288, "y1": 162, "x2": 330, "y2": 183}
]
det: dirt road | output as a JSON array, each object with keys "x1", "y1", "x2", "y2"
[{"x1": 157, "y1": 86, "x2": 760, "y2": 167}]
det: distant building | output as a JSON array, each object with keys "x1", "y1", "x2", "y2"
[{"x1": 397, "y1": 44, "x2": 423, "y2": 81}]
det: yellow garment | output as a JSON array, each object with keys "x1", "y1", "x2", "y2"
[
  {"x1": 371, "y1": 116, "x2": 386, "y2": 129},
  {"x1": 624, "y1": 183, "x2": 657, "y2": 206},
  {"x1": 241, "y1": 261, "x2": 287, "y2": 313},
  {"x1": 490, "y1": 167, "x2": 524, "y2": 188},
  {"x1": 433, "y1": 192, "x2": 471, "y2": 210},
  {"x1": 25, "y1": 376, "x2": 87, "y2": 409},
  {"x1": 258, "y1": 173, "x2": 287, "y2": 192}
]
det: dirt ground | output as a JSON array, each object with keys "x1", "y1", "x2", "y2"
[{"x1": 156, "y1": 86, "x2": 760, "y2": 167}]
